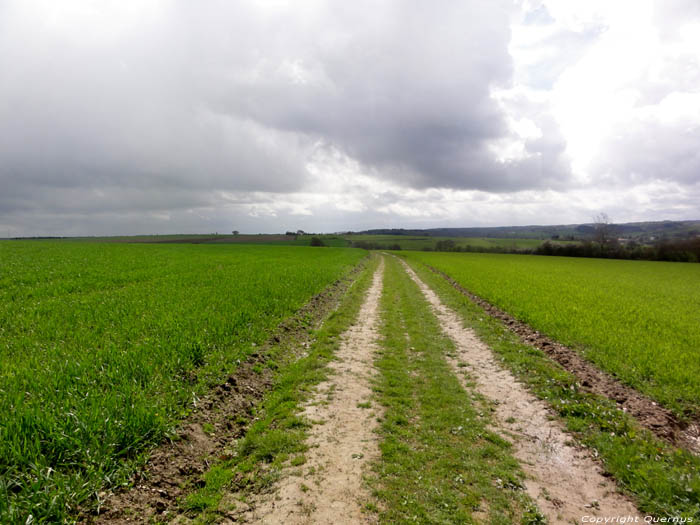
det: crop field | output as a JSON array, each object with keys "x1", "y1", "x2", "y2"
[
  {"x1": 403, "y1": 251, "x2": 700, "y2": 418},
  {"x1": 344, "y1": 234, "x2": 571, "y2": 251},
  {"x1": 3, "y1": 241, "x2": 699, "y2": 523},
  {"x1": 0, "y1": 241, "x2": 363, "y2": 522}
]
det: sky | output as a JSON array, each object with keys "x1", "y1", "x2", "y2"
[{"x1": 1, "y1": 0, "x2": 700, "y2": 236}]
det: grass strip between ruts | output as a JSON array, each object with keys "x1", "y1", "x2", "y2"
[
  {"x1": 368, "y1": 255, "x2": 544, "y2": 524},
  {"x1": 401, "y1": 255, "x2": 700, "y2": 520},
  {"x1": 180, "y1": 255, "x2": 380, "y2": 523}
]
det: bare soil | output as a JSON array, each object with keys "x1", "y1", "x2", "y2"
[
  {"x1": 427, "y1": 264, "x2": 700, "y2": 454},
  {"x1": 400, "y1": 259, "x2": 642, "y2": 524},
  {"x1": 83, "y1": 259, "x2": 368, "y2": 524},
  {"x1": 233, "y1": 258, "x2": 385, "y2": 525}
]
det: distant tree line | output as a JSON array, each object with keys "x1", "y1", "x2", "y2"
[
  {"x1": 348, "y1": 240, "x2": 402, "y2": 250},
  {"x1": 421, "y1": 237, "x2": 700, "y2": 263},
  {"x1": 534, "y1": 238, "x2": 700, "y2": 262},
  {"x1": 350, "y1": 236, "x2": 700, "y2": 263},
  {"x1": 419, "y1": 242, "x2": 528, "y2": 255}
]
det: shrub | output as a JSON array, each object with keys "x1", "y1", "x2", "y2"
[{"x1": 310, "y1": 237, "x2": 326, "y2": 247}]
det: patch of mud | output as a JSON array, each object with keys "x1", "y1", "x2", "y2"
[
  {"x1": 427, "y1": 265, "x2": 700, "y2": 454},
  {"x1": 83, "y1": 258, "x2": 369, "y2": 524},
  {"x1": 234, "y1": 258, "x2": 385, "y2": 525},
  {"x1": 400, "y1": 259, "x2": 642, "y2": 524}
]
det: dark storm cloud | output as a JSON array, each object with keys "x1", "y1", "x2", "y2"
[
  {"x1": 10, "y1": 1, "x2": 698, "y2": 235},
  {"x1": 203, "y1": 0, "x2": 571, "y2": 191},
  {"x1": 0, "y1": 1, "x2": 313, "y2": 226},
  {"x1": 0, "y1": 0, "x2": 580, "y2": 235}
]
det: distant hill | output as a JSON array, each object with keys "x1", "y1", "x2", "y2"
[{"x1": 356, "y1": 220, "x2": 700, "y2": 242}]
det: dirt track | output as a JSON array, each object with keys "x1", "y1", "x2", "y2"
[
  {"x1": 399, "y1": 258, "x2": 642, "y2": 524},
  {"x1": 239, "y1": 258, "x2": 385, "y2": 524},
  {"x1": 91, "y1": 254, "x2": 656, "y2": 523}
]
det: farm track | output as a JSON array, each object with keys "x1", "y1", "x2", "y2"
[
  {"x1": 75, "y1": 251, "x2": 693, "y2": 524},
  {"x1": 426, "y1": 264, "x2": 700, "y2": 454},
  {"x1": 398, "y1": 258, "x2": 642, "y2": 523},
  {"x1": 85, "y1": 258, "x2": 370, "y2": 524},
  {"x1": 235, "y1": 258, "x2": 384, "y2": 524}
]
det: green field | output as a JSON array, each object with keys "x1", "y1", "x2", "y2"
[
  {"x1": 4, "y1": 240, "x2": 700, "y2": 522},
  {"x1": 402, "y1": 251, "x2": 700, "y2": 418},
  {"x1": 345, "y1": 234, "x2": 564, "y2": 251},
  {"x1": 0, "y1": 241, "x2": 363, "y2": 522}
]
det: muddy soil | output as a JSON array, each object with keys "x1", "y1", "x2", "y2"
[
  {"x1": 400, "y1": 259, "x2": 642, "y2": 524},
  {"x1": 427, "y1": 264, "x2": 700, "y2": 454},
  {"x1": 234, "y1": 258, "x2": 385, "y2": 525},
  {"x1": 83, "y1": 259, "x2": 368, "y2": 524}
]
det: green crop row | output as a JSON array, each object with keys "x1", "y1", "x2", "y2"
[
  {"x1": 0, "y1": 241, "x2": 364, "y2": 523},
  {"x1": 402, "y1": 251, "x2": 700, "y2": 420}
]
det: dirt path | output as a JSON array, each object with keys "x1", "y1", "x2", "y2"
[
  {"x1": 398, "y1": 258, "x2": 642, "y2": 524},
  {"x1": 240, "y1": 258, "x2": 385, "y2": 524}
]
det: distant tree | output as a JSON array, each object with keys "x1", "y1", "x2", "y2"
[
  {"x1": 435, "y1": 239, "x2": 456, "y2": 251},
  {"x1": 232, "y1": 230, "x2": 239, "y2": 235},
  {"x1": 310, "y1": 236, "x2": 326, "y2": 247},
  {"x1": 593, "y1": 213, "x2": 616, "y2": 246},
  {"x1": 296, "y1": 229, "x2": 306, "y2": 235}
]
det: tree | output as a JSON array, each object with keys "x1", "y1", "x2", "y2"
[
  {"x1": 593, "y1": 213, "x2": 615, "y2": 246},
  {"x1": 232, "y1": 230, "x2": 239, "y2": 235},
  {"x1": 435, "y1": 239, "x2": 456, "y2": 251},
  {"x1": 310, "y1": 236, "x2": 326, "y2": 247}
]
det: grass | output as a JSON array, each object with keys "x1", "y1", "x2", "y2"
[
  {"x1": 369, "y1": 255, "x2": 541, "y2": 524},
  {"x1": 401, "y1": 255, "x2": 700, "y2": 519},
  {"x1": 403, "y1": 251, "x2": 700, "y2": 419},
  {"x1": 0, "y1": 241, "x2": 364, "y2": 523},
  {"x1": 180, "y1": 255, "x2": 380, "y2": 523}
]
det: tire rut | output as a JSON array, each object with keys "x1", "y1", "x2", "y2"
[
  {"x1": 427, "y1": 264, "x2": 700, "y2": 454},
  {"x1": 237, "y1": 257, "x2": 385, "y2": 524},
  {"x1": 398, "y1": 258, "x2": 642, "y2": 524},
  {"x1": 84, "y1": 260, "x2": 369, "y2": 524}
]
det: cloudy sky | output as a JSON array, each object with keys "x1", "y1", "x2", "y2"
[{"x1": 2, "y1": 0, "x2": 700, "y2": 236}]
